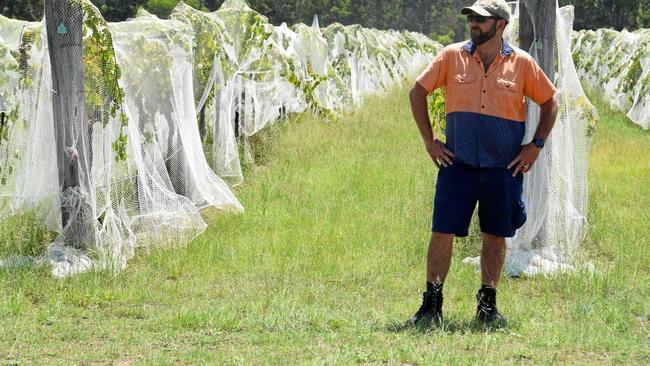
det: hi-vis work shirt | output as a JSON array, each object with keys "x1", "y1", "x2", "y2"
[{"x1": 416, "y1": 40, "x2": 557, "y2": 168}]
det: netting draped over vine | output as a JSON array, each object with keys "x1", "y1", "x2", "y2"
[
  {"x1": 0, "y1": 0, "x2": 439, "y2": 276},
  {"x1": 572, "y1": 28, "x2": 650, "y2": 129},
  {"x1": 463, "y1": 1, "x2": 597, "y2": 276},
  {"x1": 0, "y1": 18, "x2": 64, "y2": 242},
  {"x1": 169, "y1": 0, "x2": 441, "y2": 184}
]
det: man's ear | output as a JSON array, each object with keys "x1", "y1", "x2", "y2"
[{"x1": 498, "y1": 19, "x2": 507, "y2": 31}]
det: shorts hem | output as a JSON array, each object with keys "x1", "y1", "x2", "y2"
[
  {"x1": 431, "y1": 227, "x2": 468, "y2": 237},
  {"x1": 479, "y1": 228, "x2": 516, "y2": 238}
]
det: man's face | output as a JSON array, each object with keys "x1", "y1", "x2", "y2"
[{"x1": 467, "y1": 13, "x2": 499, "y2": 45}]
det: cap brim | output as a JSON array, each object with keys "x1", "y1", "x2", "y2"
[{"x1": 461, "y1": 6, "x2": 492, "y2": 17}]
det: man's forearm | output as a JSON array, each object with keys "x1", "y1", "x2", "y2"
[
  {"x1": 534, "y1": 94, "x2": 559, "y2": 141},
  {"x1": 409, "y1": 84, "x2": 435, "y2": 145}
]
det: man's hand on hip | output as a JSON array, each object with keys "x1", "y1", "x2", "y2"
[
  {"x1": 507, "y1": 143, "x2": 541, "y2": 176},
  {"x1": 426, "y1": 139, "x2": 455, "y2": 168}
]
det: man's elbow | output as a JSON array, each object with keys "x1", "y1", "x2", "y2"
[
  {"x1": 409, "y1": 82, "x2": 428, "y2": 101},
  {"x1": 539, "y1": 94, "x2": 560, "y2": 116},
  {"x1": 541, "y1": 94, "x2": 559, "y2": 115},
  {"x1": 551, "y1": 94, "x2": 559, "y2": 112}
]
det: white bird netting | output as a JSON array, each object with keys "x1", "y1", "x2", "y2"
[
  {"x1": 463, "y1": 1, "x2": 598, "y2": 276},
  {"x1": 0, "y1": 0, "x2": 440, "y2": 276},
  {"x1": 0, "y1": 0, "x2": 597, "y2": 278},
  {"x1": 572, "y1": 28, "x2": 650, "y2": 129}
]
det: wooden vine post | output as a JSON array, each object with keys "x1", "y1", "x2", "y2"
[
  {"x1": 44, "y1": 0, "x2": 94, "y2": 248},
  {"x1": 519, "y1": 0, "x2": 557, "y2": 248},
  {"x1": 519, "y1": 0, "x2": 556, "y2": 81}
]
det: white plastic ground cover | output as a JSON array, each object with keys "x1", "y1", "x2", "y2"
[
  {"x1": 0, "y1": 0, "x2": 439, "y2": 276},
  {"x1": 573, "y1": 28, "x2": 650, "y2": 129},
  {"x1": 463, "y1": 2, "x2": 598, "y2": 276}
]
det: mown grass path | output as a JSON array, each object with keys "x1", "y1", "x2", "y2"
[{"x1": 1, "y1": 88, "x2": 648, "y2": 365}]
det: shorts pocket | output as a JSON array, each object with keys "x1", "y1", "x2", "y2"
[{"x1": 513, "y1": 197, "x2": 527, "y2": 230}]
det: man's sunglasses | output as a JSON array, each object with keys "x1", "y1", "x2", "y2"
[{"x1": 466, "y1": 15, "x2": 499, "y2": 24}]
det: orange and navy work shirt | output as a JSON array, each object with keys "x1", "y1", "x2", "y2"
[{"x1": 416, "y1": 40, "x2": 557, "y2": 168}]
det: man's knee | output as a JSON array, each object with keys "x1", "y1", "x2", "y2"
[
  {"x1": 481, "y1": 232, "x2": 506, "y2": 246},
  {"x1": 430, "y1": 231, "x2": 455, "y2": 245}
]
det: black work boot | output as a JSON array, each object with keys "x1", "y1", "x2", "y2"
[
  {"x1": 405, "y1": 282, "x2": 443, "y2": 328},
  {"x1": 475, "y1": 286, "x2": 505, "y2": 325}
]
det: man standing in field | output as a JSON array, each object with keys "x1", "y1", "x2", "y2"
[{"x1": 407, "y1": 0, "x2": 559, "y2": 326}]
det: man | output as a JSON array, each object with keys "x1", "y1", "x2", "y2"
[{"x1": 407, "y1": 0, "x2": 559, "y2": 327}]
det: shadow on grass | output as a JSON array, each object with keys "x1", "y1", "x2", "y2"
[{"x1": 383, "y1": 317, "x2": 514, "y2": 335}]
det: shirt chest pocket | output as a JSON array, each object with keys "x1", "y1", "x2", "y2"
[
  {"x1": 494, "y1": 77, "x2": 520, "y2": 93},
  {"x1": 493, "y1": 77, "x2": 525, "y2": 118},
  {"x1": 449, "y1": 73, "x2": 479, "y2": 104}
]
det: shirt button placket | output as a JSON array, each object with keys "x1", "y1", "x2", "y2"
[{"x1": 481, "y1": 74, "x2": 487, "y2": 111}]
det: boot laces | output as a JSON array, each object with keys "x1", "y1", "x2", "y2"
[{"x1": 477, "y1": 291, "x2": 497, "y2": 316}]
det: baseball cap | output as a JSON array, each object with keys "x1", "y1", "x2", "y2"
[{"x1": 461, "y1": 0, "x2": 511, "y2": 22}]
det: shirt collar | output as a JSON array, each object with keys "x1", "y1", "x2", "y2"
[
  {"x1": 462, "y1": 40, "x2": 477, "y2": 54},
  {"x1": 462, "y1": 39, "x2": 515, "y2": 56},
  {"x1": 502, "y1": 41, "x2": 514, "y2": 55}
]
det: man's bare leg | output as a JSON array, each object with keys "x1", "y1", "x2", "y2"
[
  {"x1": 405, "y1": 231, "x2": 454, "y2": 326},
  {"x1": 427, "y1": 232, "x2": 455, "y2": 284},
  {"x1": 476, "y1": 232, "x2": 507, "y2": 323},
  {"x1": 480, "y1": 232, "x2": 506, "y2": 287}
]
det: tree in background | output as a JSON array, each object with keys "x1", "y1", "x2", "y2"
[
  {"x1": 143, "y1": 0, "x2": 205, "y2": 18},
  {"x1": 0, "y1": 0, "x2": 43, "y2": 20},
  {"x1": 639, "y1": 0, "x2": 650, "y2": 28},
  {"x1": 1, "y1": 0, "x2": 648, "y2": 38},
  {"x1": 93, "y1": 0, "x2": 146, "y2": 21},
  {"x1": 0, "y1": 0, "x2": 467, "y2": 41},
  {"x1": 559, "y1": 0, "x2": 650, "y2": 30}
]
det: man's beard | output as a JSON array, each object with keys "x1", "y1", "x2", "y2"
[{"x1": 471, "y1": 22, "x2": 498, "y2": 45}]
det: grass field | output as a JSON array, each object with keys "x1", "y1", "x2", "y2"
[{"x1": 0, "y1": 87, "x2": 648, "y2": 365}]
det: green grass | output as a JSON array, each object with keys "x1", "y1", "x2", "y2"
[
  {"x1": 0, "y1": 88, "x2": 648, "y2": 365},
  {"x1": 0, "y1": 209, "x2": 54, "y2": 258}
]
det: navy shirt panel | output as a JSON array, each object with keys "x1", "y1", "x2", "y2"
[{"x1": 445, "y1": 111, "x2": 525, "y2": 168}]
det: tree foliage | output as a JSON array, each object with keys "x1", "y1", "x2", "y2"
[
  {"x1": 560, "y1": 0, "x2": 650, "y2": 30},
  {"x1": 0, "y1": 0, "x2": 44, "y2": 21},
  {"x1": 1, "y1": 0, "x2": 649, "y2": 40}
]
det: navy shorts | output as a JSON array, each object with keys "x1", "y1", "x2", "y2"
[{"x1": 432, "y1": 161, "x2": 526, "y2": 238}]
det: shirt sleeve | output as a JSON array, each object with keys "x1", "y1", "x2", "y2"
[
  {"x1": 523, "y1": 57, "x2": 557, "y2": 105},
  {"x1": 415, "y1": 48, "x2": 448, "y2": 93}
]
